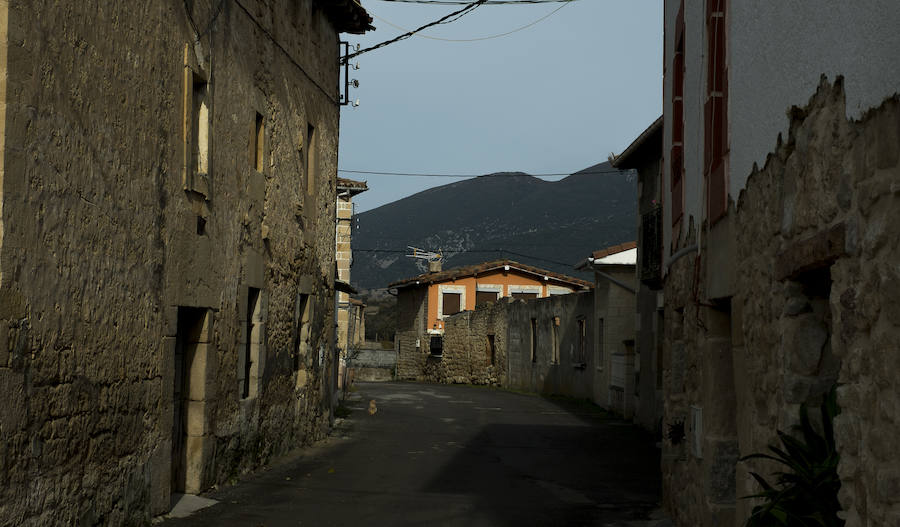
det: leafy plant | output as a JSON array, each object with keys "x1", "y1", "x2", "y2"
[{"x1": 741, "y1": 386, "x2": 844, "y2": 527}]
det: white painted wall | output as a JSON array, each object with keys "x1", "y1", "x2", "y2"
[
  {"x1": 729, "y1": 0, "x2": 900, "y2": 197},
  {"x1": 663, "y1": 0, "x2": 900, "y2": 262}
]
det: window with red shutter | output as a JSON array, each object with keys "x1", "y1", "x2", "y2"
[
  {"x1": 705, "y1": 0, "x2": 728, "y2": 224},
  {"x1": 670, "y1": 1, "x2": 685, "y2": 226}
]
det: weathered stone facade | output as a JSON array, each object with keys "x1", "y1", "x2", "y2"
[
  {"x1": 0, "y1": 1, "x2": 369, "y2": 524},
  {"x1": 661, "y1": 79, "x2": 900, "y2": 526},
  {"x1": 506, "y1": 292, "x2": 595, "y2": 399}
]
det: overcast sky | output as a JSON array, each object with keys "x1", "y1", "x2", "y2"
[{"x1": 338, "y1": 0, "x2": 663, "y2": 213}]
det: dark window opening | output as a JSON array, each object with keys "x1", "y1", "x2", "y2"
[
  {"x1": 243, "y1": 287, "x2": 260, "y2": 399},
  {"x1": 442, "y1": 292, "x2": 461, "y2": 316},
  {"x1": 530, "y1": 318, "x2": 537, "y2": 363},
  {"x1": 430, "y1": 335, "x2": 443, "y2": 356},
  {"x1": 486, "y1": 334, "x2": 496, "y2": 365},
  {"x1": 253, "y1": 112, "x2": 264, "y2": 172},
  {"x1": 577, "y1": 318, "x2": 586, "y2": 363},
  {"x1": 512, "y1": 292, "x2": 539, "y2": 301},
  {"x1": 196, "y1": 215, "x2": 206, "y2": 235},
  {"x1": 475, "y1": 291, "x2": 497, "y2": 307}
]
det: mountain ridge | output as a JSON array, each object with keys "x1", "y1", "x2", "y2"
[{"x1": 350, "y1": 161, "x2": 636, "y2": 290}]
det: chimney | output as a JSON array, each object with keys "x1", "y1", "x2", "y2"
[{"x1": 428, "y1": 260, "x2": 442, "y2": 273}]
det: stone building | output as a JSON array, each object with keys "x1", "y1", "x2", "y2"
[
  {"x1": 335, "y1": 177, "x2": 367, "y2": 388},
  {"x1": 0, "y1": 1, "x2": 371, "y2": 524},
  {"x1": 391, "y1": 259, "x2": 591, "y2": 384},
  {"x1": 611, "y1": 118, "x2": 664, "y2": 432},
  {"x1": 660, "y1": 1, "x2": 900, "y2": 525}
]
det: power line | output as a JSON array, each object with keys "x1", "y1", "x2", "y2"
[
  {"x1": 346, "y1": 0, "x2": 488, "y2": 62},
  {"x1": 338, "y1": 168, "x2": 632, "y2": 177},
  {"x1": 233, "y1": 0, "x2": 340, "y2": 105},
  {"x1": 353, "y1": 248, "x2": 584, "y2": 268},
  {"x1": 348, "y1": 0, "x2": 571, "y2": 45},
  {"x1": 379, "y1": 1, "x2": 575, "y2": 3}
]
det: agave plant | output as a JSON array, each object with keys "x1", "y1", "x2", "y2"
[{"x1": 741, "y1": 386, "x2": 844, "y2": 527}]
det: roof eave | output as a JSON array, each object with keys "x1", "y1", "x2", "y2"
[{"x1": 611, "y1": 115, "x2": 663, "y2": 169}]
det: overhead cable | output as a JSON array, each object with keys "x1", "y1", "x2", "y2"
[
  {"x1": 338, "y1": 168, "x2": 631, "y2": 177},
  {"x1": 348, "y1": 0, "x2": 570, "y2": 44},
  {"x1": 346, "y1": 0, "x2": 488, "y2": 61}
]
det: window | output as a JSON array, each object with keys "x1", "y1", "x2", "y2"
[
  {"x1": 551, "y1": 318, "x2": 559, "y2": 364},
  {"x1": 241, "y1": 287, "x2": 263, "y2": 399},
  {"x1": 252, "y1": 112, "x2": 264, "y2": 172},
  {"x1": 430, "y1": 335, "x2": 443, "y2": 356},
  {"x1": 577, "y1": 318, "x2": 586, "y2": 364},
  {"x1": 486, "y1": 334, "x2": 496, "y2": 366},
  {"x1": 442, "y1": 293, "x2": 461, "y2": 316},
  {"x1": 671, "y1": 1, "x2": 685, "y2": 226},
  {"x1": 303, "y1": 123, "x2": 316, "y2": 194},
  {"x1": 476, "y1": 290, "x2": 498, "y2": 306},
  {"x1": 438, "y1": 285, "x2": 466, "y2": 319},
  {"x1": 705, "y1": 0, "x2": 728, "y2": 224},
  {"x1": 509, "y1": 284, "x2": 541, "y2": 301},
  {"x1": 530, "y1": 318, "x2": 537, "y2": 363},
  {"x1": 512, "y1": 292, "x2": 538, "y2": 301},
  {"x1": 597, "y1": 318, "x2": 605, "y2": 369},
  {"x1": 181, "y1": 49, "x2": 210, "y2": 198},
  {"x1": 293, "y1": 293, "x2": 312, "y2": 377}
]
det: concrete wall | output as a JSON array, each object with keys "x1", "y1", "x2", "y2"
[
  {"x1": 0, "y1": 1, "x2": 347, "y2": 524},
  {"x1": 661, "y1": 79, "x2": 900, "y2": 527},
  {"x1": 591, "y1": 267, "x2": 638, "y2": 416},
  {"x1": 348, "y1": 345, "x2": 397, "y2": 382},
  {"x1": 507, "y1": 292, "x2": 595, "y2": 399}
]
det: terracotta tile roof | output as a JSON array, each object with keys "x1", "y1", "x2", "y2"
[
  {"x1": 337, "y1": 177, "x2": 368, "y2": 190},
  {"x1": 349, "y1": 298, "x2": 366, "y2": 307},
  {"x1": 337, "y1": 177, "x2": 368, "y2": 196},
  {"x1": 590, "y1": 241, "x2": 637, "y2": 260},
  {"x1": 389, "y1": 259, "x2": 593, "y2": 289}
]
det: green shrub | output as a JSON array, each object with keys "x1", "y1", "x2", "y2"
[{"x1": 741, "y1": 386, "x2": 844, "y2": 527}]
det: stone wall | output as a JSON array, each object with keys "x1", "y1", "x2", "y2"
[
  {"x1": 661, "y1": 78, "x2": 900, "y2": 526},
  {"x1": 507, "y1": 292, "x2": 595, "y2": 399},
  {"x1": 422, "y1": 300, "x2": 508, "y2": 385},
  {"x1": 348, "y1": 346, "x2": 397, "y2": 382},
  {"x1": 0, "y1": 1, "x2": 352, "y2": 524},
  {"x1": 396, "y1": 286, "x2": 428, "y2": 380}
]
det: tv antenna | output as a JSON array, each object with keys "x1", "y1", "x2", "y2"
[{"x1": 406, "y1": 246, "x2": 443, "y2": 263}]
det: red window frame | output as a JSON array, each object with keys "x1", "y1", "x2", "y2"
[
  {"x1": 670, "y1": 1, "x2": 685, "y2": 226},
  {"x1": 705, "y1": 0, "x2": 728, "y2": 224}
]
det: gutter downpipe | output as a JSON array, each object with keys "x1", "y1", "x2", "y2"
[
  {"x1": 589, "y1": 263, "x2": 637, "y2": 295},
  {"x1": 665, "y1": 244, "x2": 699, "y2": 273}
]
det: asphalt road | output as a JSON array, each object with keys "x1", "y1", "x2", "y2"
[{"x1": 160, "y1": 382, "x2": 663, "y2": 527}]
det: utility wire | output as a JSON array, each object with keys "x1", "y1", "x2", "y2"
[
  {"x1": 346, "y1": 0, "x2": 488, "y2": 61},
  {"x1": 338, "y1": 168, "x2": 631, "y2": 177},
  {"x1": 233, "y1": 0, "x2": 339, "y2": 105},
  {"x1": 348, "y1": 0, "x2": 570, "y2": 45},
  {"x1": 353, "y1": 248, "x2": 587, "y2": 268},
  {"x1": 379, "y1": 0, "x2": 574, "y2": 3}
]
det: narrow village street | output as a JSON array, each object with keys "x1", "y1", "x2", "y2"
[{"x1": 160, "y1": 382, "x2": 664, "y2": 527}]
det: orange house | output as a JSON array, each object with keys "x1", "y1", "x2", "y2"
[{"x1": 390, "y1": 260, "x2": 592, "y2": 333}]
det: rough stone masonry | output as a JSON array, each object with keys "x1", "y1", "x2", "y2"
[
  {"x1": 661, "y1": 78, "x2": 900, "y2": 527},
  {"x1": 0, "y1": 1, "x2": 370, "y2": 525}
]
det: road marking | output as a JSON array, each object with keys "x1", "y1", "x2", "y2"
[{"x1": 475, "y1": 407, "x2": 502, "y2": 411}]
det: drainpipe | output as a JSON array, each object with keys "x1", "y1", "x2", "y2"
[
  {"x1": 585, "y1": 259, "x2": 637, "y2": 294},
  {"x1": 665, "y1": 244, "x2": 699, "y2": 272}
]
